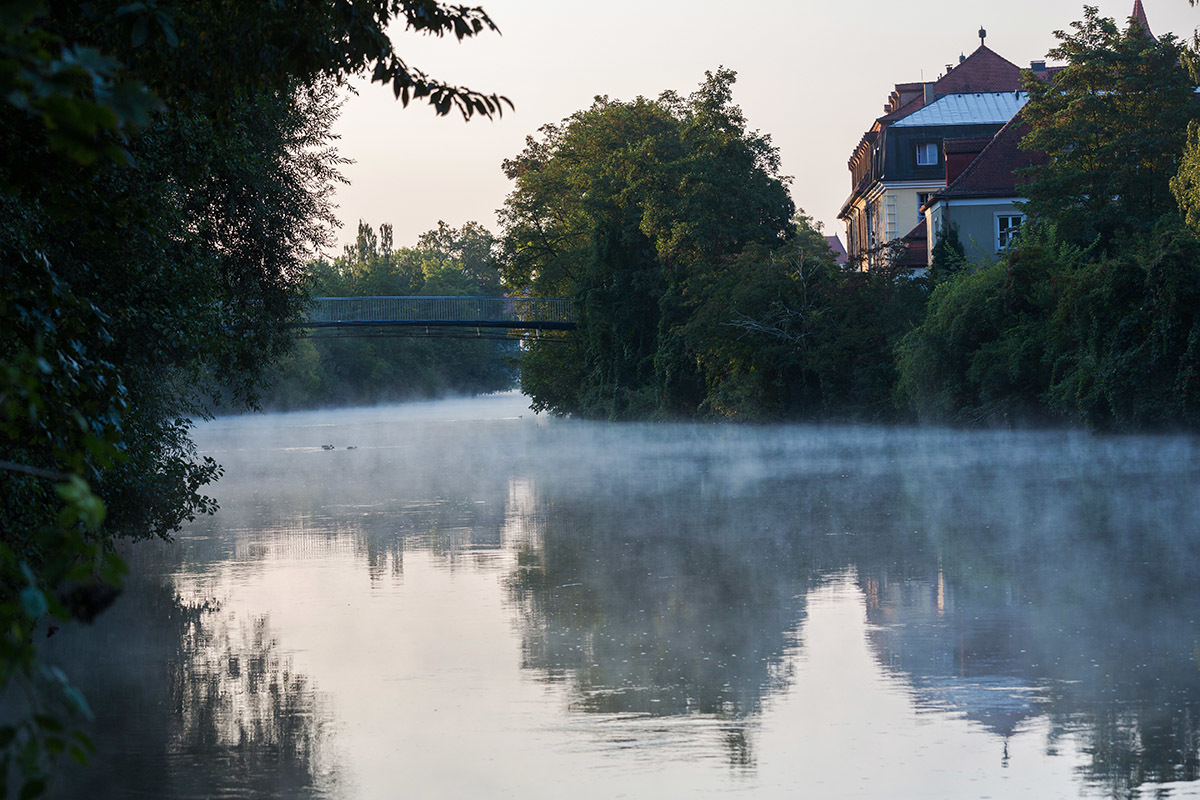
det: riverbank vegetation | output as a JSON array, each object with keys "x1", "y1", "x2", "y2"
[
  {"x1": 897, "y1": 8, "x2": 1200, "y2": 430},
  {"x1": 507, "y1": 11, "x2": 1200, "y2": 431},
  {"x1": 494, "y1": 68, "x2": 950, "y2": 421},
  {"x1": 1, "y1": 3, "x2": 504, "y2": 795}
]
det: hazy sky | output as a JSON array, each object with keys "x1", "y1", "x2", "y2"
[{"x1": 329, "y1": 0, "x2": 1198, "y2": 254}]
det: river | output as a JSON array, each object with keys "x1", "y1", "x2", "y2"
[{"x1": 45, "y1": 392, "x2": 1200, "y2": 798}]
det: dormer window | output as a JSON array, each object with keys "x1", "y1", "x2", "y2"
[{"x1": 916, "y1": 142, "x2": 939, "y2": 166}]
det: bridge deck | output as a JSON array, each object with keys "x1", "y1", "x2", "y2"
[{"x1": 301, "y1": 296, "x2": 575, "y2": 331}]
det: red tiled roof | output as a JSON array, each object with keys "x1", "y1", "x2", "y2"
[
  {"x1": 932, "y1": 46, "x2": 1023, "y2": 95},
  {"x1": 901, "y1": 220, "x2": 927, "y2": 242},
  {"x1": 936, "y1": 114, "x2": 1048, "y2": 200},
  {"x1": 898, "y1": 221, "x2": 928, "y2": 268},
  {"x1": 944, "y1": 137, "x2": 995, "y2": 155},
  {"x1": 877, "y1": 94, "x2": 927, "y2": 126}
]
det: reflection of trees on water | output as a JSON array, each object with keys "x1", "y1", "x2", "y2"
[
  {"x1": 45, "y1": 545, "x2": 335, "y2": 799},
  {"x1": 182, "y1": 441, "x2": 517, "y2": 585},
  {"x1": 52, "y1": 413, "x2": 1200, "y2": 794},
  {"x1": 848, "y1": 435, "x2": 1200, "y2": 797},
  {"x1": 506, "y1": 426, "x2": 1200, "y2": 789},
  {"x1": 169, "y1": 606, "x2": 328, "y2": 792},
  {"x1": 505, "y1": 477, "x2": 818, "y2": 770},
  {"x1": 860, "y1": 560, "x2": 1200, "y2": 796}
]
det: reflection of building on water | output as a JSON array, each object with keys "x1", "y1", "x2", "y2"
[
  {"x1": 860, "y1": 568, "x2": 1040, "y2": 743},
  {"x1": 502, "y1": 477, "x2": 545, "y2": 555},
  {"x1": 859, "y1": 554, "x2": 1200, "y2": 795}
]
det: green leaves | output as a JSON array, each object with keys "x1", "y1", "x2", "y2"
[
  {"x1": 114, "y1": 4, "x2": 180, "y2": 49},
  {"x1": 1, "y1": 16, "x2": 161, "y2": 165},
  {"x1": 54, "y1": 476, "x2": 106, "y2": 532},
  {"x1": 1171, "y1": 120, "x2": 1200, "y2": 230},
  {"x1": 1020, "y1": 6, "x2": 1197, "y2": 247},
  {"x1": 498, "y1": 70, "x2": 795, "y2": 418},
  {"x1": 1, "y1": 3, "x2": 507, "y2": 793}
]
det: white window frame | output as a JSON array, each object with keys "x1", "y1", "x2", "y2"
[
  {"x1": 916, "y1": 192, "x2": 931, "y2": 224},
  {"x1": 916, "y1": 143, "x2": 939, "y2": 166},
  {"x1": 995, "y1": 213, "x2": 1025, "y2": 251}
]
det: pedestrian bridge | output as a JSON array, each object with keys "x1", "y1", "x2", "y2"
[{"x1": 298, "y1": 296, "x2": 575, "y2": 338}]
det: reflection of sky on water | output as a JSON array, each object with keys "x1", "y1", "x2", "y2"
[{"x1": 41, "y1": 393, "x2": 1200, "y2": 798}]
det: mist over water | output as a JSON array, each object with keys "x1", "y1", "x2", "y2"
[{"x1": 46, "y1": 393, "x2": 1200, "y2": 798}]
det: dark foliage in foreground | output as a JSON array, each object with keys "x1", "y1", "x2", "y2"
[{"x1": 1, "y1": 2, "x2": 503, "y2": 795}]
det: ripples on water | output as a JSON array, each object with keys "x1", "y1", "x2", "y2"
[{"x1": 44, "y1": 393, "x2": 1200, "y2": 798}]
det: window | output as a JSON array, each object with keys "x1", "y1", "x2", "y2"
[
  {"x1": 996, "y1": 213, "x2": 1024, "y2": 250},
  {"x1": 916, "y1": 192, "x2": 931, "y2": 224},
  {"x1": 916, "y1": 142, "x2": 939, "y2": 166}
]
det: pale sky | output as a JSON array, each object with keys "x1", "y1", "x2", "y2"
[{"x1": 329, "y1": 0, "x2": 1199, "y2": 255}]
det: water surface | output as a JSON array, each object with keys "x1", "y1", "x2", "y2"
[{"x1": 48, "y1": 394, "x2": 1200, "y2": 798}]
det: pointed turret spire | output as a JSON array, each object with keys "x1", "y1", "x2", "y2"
[{"x1": 1130, "y1": 0, "x2": 1155, "y2": 40}]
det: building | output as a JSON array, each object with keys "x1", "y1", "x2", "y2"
[
  {"x1": 838, "y1": 37, "x2": 1030, "y2": 269},
  {"x1": 922, "y1": 117, "x2": 1048, "y2": 267},
  {"x1": 824, "y1": 234, "x2": 849, "y2": 267},
  {"x1": 921, "y1": 0, "x2": 1152, "y2": 268}
]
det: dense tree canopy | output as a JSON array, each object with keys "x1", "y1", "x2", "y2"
[
  {"x1": 1020, "y1": 6, "x2": 1197, "y2": 246},
  {"x1": 680, "y1": 218, "x2": 929, "y2": 420},
  {"x1": 499, "y1": 69, "x2": 796, "y2": 418}
]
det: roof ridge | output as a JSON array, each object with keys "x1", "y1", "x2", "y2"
[
  {"x1": 931, "y1": 44, "x2": 1024, "y2": 96},
  {"x1": 967, "y1": 44, "x2": 1022, "y2": 72}
]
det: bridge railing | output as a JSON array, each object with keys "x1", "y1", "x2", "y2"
[{"x1": 302, "y1": 296, "x2": 575, "y2": 330}]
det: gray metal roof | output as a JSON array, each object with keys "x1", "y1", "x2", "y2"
[{"x1": 891, "y1": 92, "x2": 1027, "y2": 128}]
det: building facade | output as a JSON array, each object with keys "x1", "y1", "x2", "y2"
[
  {"x1": 838, "y1": 43, "x2": 1028, "y2": 269},
  {"x1": 922, "y1": 1, "x2": 1152, "y2": 267},
  {"x1": 923, "y1": 117, "x2": 1048, "y2": 267}
]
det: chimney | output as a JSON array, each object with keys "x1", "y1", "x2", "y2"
[{"x1": 923, "y1": 82, "x2": 936, "y2": 105}]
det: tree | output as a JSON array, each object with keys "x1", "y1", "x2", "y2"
[
  {"x1": 2, "y1": 2, "x2": 506, "y2": 793},
  {"x1": 682, "y1": 215, "x2": 839, "y2": 420},
  {"x1": 259, "y1": 221, "x2": 515, "y2": 410},
  {"x1": 928, "y1": 223, "x2": 968, "y2": 284},
  {"x1": 895, "y1": 223, "x2": 1070, "y2": 424},
  {"x1": 499, "y1": 69, "x2": 794, "y2": 418},
  {"x1": 893, "y1": 7, "x2": 1200, "y2": 431},
  {"x1": 1020, "y1": 6, "x2": 1197, "y2": 247}
]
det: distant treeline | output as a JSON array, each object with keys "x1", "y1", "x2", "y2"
[
  {"x1": 495, "y1": 19, "x2": 1200, "y2": 431},
  {"x1": 258, "y1": 221, "x2": 517, "y2": 410}
]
